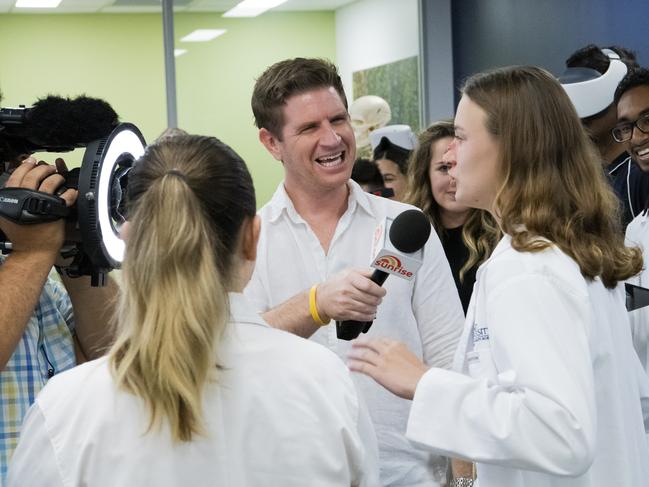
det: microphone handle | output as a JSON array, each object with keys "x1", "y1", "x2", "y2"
[
  {"x1": 371, "y1": 269, "x2": 389, "y2": 286},
  {"x1": 336, "y1": 270, "x2": 390, "y2": 341}
]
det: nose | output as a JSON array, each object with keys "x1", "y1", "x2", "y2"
[
  {"x1": 320, "y1": 122, "x2": 342, "y2": 146},
  {"x1": 443, "y1": 140, "x2": 457, "y2": 164}
]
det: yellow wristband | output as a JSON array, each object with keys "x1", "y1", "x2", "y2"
[{"x1": 309, "y1": 284, "x2": 330, "y2": 326}]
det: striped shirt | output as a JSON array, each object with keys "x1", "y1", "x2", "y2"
[{"x1": 0, "y1": 259, "x2": 75, "y2": 484}]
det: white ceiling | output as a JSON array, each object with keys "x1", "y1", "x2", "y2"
[{"x1": 0, "y1": 0, "x2": 358, "y2": 14}]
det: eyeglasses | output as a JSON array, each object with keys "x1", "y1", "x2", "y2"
[{"x1": 612, "y1": 113, "x2": 649, "y2": 142}]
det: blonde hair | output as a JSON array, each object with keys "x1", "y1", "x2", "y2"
[
  {"x1": 462, "y1": 65, "x2": 642, "y2": 287},
  {"x1": 109, "y1": 135, "x2": 256, "y2": 442},
  {"x1": 404, "y1": 121, "x2": 500, "y2": 281}
]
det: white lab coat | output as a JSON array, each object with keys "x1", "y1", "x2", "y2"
[
  {"x1": 406, "y1": 236, "x2": 649, "y2": 487},
  {"x1": 8, "y1": 293, "x2": 379, "y2": 487},
  {"x1": 625, "y1": 210, "x2": 649, "y2": 374}
]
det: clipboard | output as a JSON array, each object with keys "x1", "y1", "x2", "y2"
[{"x1": 625, "y1": 282, "x2": 649, "y2": 311}]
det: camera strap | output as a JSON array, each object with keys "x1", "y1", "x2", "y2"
[{"x1": 0, "y1": 187, "x2": 69, "y2": 224}]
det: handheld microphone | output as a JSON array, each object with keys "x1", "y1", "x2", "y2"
[{"x1": 336, "y1": 209, "x2": 431, "y2": 340}]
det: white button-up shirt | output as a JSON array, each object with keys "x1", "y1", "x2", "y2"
[
  {"x1": 406, "y1": 236, "x2": 649, "y2": 487},
  {"x1": 245, "y1": 180, "x2": 465, "y2": 486},
  {"x1": 8, "y1": 293, "x2": 378, "y2": 487}
]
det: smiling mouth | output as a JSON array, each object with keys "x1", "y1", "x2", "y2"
[
  {"x1": 315, "y1": 151, "x2": 345, "y2": 168},
  {"x1": 636, "y1": 147, "x2": 649, "y2": 161}
]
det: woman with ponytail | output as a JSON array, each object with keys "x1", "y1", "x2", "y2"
[{"x1": 9, "y1": 135, "x2": 377, "y2": 486}]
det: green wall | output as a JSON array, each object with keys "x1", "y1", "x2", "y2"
[{"x1": 0, "y1": 11, "x2": 335, "y2": 206}]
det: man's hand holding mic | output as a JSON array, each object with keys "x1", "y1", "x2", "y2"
[
  {"x1": 260, "y1": 209, "x2": 431, "y2": 340},
  {"x1": 336, "y1": 209, "x2": 432, "y2": 340},
  {"x1": 315, "y1": 268, "x2": 387, "y2": 323}
]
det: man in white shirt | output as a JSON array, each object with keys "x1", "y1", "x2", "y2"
[
  {"x1": 615, "y1": 67, "x2": 649, "y2": 374},
  {"x1": 245, "y1": 57, "x2": 465, "y2": 486}
]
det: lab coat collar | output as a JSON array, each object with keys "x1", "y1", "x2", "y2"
[
  {"x1": 475, "y1": 235, "x2": 511, "y2": 276},
  {"x1": 228, "y1": 292, "x2": 270, "y2": 328}
]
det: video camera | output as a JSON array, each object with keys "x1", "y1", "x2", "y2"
[{"x1": 0, "y1": 95, "x2": 146, "y2": 286}]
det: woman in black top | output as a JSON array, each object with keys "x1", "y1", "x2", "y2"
[{"x1": 404, "y1": 121, "x2": 499, "y2": 312}]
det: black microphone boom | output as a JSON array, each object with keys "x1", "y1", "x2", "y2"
[
  {"x1": 0, "y1": 95, "x2": 118, "y2": 161},
  {"x1": 336, "y1": 209, "x2": 431, "y2": 340}
]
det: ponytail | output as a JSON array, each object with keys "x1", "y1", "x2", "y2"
[{"x1": 109, "y1": 135, "x2": 255, "y2": 442}]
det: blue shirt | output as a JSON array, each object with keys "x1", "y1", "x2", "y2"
[{"x1": 0, "y1": 259, "x2": 75, "y2": 482}]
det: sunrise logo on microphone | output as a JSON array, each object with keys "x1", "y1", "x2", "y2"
[
  {"x1": 376, "y1": 255, "x2": 401, "y2": 268},
  {"x1": 373, "y1": 255, "x2": 413, "y2": 277}
]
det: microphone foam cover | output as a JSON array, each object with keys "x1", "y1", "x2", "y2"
[
  {"x1": 389, "y1": 209, "x2": 431, "y2": 253},
  {"x1": 28, "y1": 95, "x2": 118, "y2": 146}
]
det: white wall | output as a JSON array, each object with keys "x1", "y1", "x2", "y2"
[{"x1": 335, "y1": 0, "x2": 420, "y2": 100}]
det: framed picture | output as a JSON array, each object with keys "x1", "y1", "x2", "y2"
[{"x1": 352, "y1": 56, "x2": 421, "y2": 134}]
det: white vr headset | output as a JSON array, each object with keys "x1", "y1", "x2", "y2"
[{"x1": 560, "y1": 48, "x2": 628, "y2": 119}]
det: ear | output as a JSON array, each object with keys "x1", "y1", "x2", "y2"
[
  {"x1": 120, "y1": 221, "x2": 130, "y2": 242},
  {"x1": 259, "y1": 128, "x2": 284, "y2": 161},
  {"x1": 241, "y1": 215, "x2": 261, "y2": 262}
]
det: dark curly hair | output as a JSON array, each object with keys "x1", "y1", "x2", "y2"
[{"x1": 614, "y1": 67, "x2": 649, "y2": 105}]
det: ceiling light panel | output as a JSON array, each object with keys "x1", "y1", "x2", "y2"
[
  {"x1": 180, "y1": 28, "x2": 226, "y2": 42},
  {"x1": 223, "y1": 0, "x2": 287, "y2": 18},
  {"x1": 15, "y1": 0, "x2": 62, "y2": 7}
]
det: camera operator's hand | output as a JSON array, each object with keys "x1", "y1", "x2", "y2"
[
  {"x1": 0, "y1": 156, "x2": 79, "y2": 370},
  {"x1": 1, "y1": 156, "x2": 77, "y2": 258}
]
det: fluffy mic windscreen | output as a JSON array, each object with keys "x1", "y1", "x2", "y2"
[{"x1": 26, "y1": 95, "x2": 119, "y2": 146}]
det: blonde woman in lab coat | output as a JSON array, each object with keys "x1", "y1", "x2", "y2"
[
  {"x1": 348, "y1": 65, "x2": 649, "y2": 487},
  {"x1": 9, "y1": 135, "x2": 377, "y2": 486}
]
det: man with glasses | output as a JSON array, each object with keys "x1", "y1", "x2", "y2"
[
  {"x1": 613, "y1": 70, "x2": 649, "y2": 172},
  {"x1": 615, "y1": 67, "x2": 649, "y2": 375},
  {"x1": 561, "y1": 44, "x2": 649, "y2": 227}
]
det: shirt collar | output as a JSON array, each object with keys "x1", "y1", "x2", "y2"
[
  {"x1": 608, "y1": 154, "x2": 631, "y2": 176},
  {"x1": 265, "y1": 181, "x2": 295, "y2": 224},
  {"x1": 266, "y1": 179, "x2": 375, "y2": 224},
  {"x1": 228, "y1": 292, "x2": 269, "y2": 328},
  {"x1": 347, "y1": 179, "x2": 375, "y2": 218}
]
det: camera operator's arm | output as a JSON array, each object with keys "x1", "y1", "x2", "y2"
[
  {"x1": 0, "y1": 158, "x2": 73, "y2": 369},
  {"x1": 58, "y1": 273, "x2": 117, "y2": 360}
]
